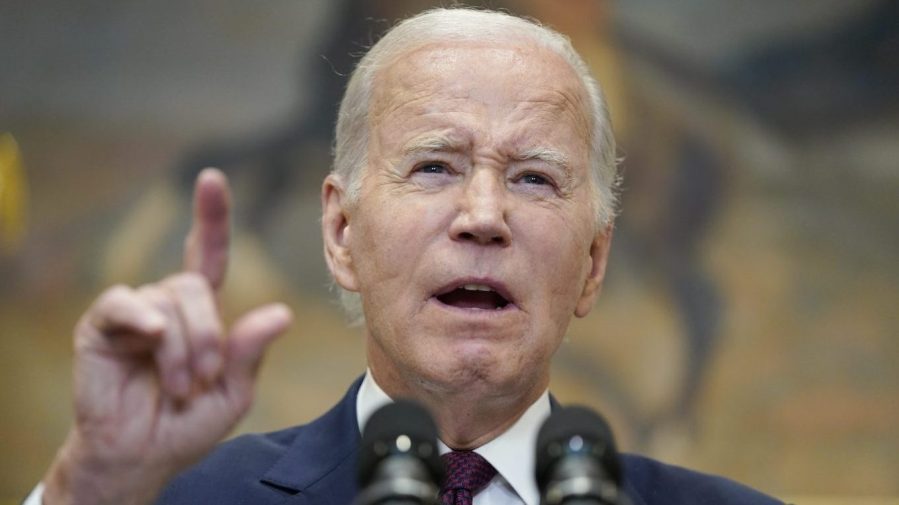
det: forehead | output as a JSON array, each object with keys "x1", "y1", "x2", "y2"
[{"x1": 369, "y1": 39, "x2": 592, "y2": 146}]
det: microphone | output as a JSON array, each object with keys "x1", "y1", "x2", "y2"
[
  {"x1": 535, "y1": 405, "x2": 626, "y2": 505},
  {"x1": 356, "y1": 400, "x2": 444, "y2": 505}
]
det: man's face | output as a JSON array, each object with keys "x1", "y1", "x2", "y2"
[{"x1": 325, "y1": 39, "x2": 611, "y2": 400}]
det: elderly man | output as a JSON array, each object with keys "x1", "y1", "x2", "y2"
[{"x1": 28, "y1": 8, "x2": 781, "y2": 505}]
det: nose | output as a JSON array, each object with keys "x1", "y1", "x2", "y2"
[{"x1": 449, "y1": 169, "x2": 512, "y2": 246}]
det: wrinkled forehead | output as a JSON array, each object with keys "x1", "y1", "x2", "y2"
[{"x1": 368, "y1": 39, "x2": 593, "y2": 139}]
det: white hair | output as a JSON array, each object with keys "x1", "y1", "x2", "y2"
[{"x1": 330, "y1": 7, "x2": 619, "y2": 324}]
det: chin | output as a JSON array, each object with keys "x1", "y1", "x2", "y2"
[{"x1": 422, "y1": 348, "x2": 530, "y2": 396}]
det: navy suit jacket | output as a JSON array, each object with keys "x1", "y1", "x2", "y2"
[{"x1": 157, "y1": 378, "x2": 782, "y2": 504}]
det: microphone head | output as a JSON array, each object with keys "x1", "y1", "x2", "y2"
[
  {"x1": 535, "y1": 405, "x2": 622, "y2": 490},
  {"x1": 358, "y1": 399, "x2": 444, "y2": 487}
]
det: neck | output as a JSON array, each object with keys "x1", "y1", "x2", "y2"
[
  {"x1": 368, "y1": 362, "x2": 548, "y2": 450},
  {"x1": 429, "y1": 385, "x2": 544, "y2": 449}
]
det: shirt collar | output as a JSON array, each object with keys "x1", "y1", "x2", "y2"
[{"x1": 356, "y1": 369, "x2": 549, "y2": 505}]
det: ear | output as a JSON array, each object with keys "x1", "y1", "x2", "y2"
[
  {"x1": 574, "y1": 224, "x2": 614, "y2": 318},
  {"x1": 321, "y1": 174, "x2": 359, "y2": 292}
]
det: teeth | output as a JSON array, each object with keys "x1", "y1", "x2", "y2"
[{"x1": 462, "y1": 284, "x2": 494, "y2": 292}]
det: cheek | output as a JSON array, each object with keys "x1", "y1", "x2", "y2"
[
  {"x1": 352, "y1": 213, "x2": 406, "y2": 284},
  {"x1": 351, "y1": 195, "x2": 448, "y2": 286},
  {"x1": 519, "y1": 213, "x2": 593, "y2": 308}
]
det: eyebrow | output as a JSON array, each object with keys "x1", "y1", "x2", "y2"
[
  {"x1": 402, "y1": 133, "x2": 469, "y2": 156},
  {"x1": 514, "y1": 147, "x2": 570, "y2": 172}
]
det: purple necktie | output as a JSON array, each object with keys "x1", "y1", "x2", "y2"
[{"x1": 439, "y1": 450, "x2": 497, "y2": 505}]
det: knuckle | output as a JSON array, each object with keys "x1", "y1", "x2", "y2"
[
  {"x1": 141, "y1": 285, "x2": 173, "y2": 312},
  {"x1": 73, "y1": 314, "x2": 98, "y2": 344},
  {"x1": 97, "y1": 284, "x2": 132, "y2": 306},
  {"x1": 159, "y1": 350, "x2": 189, "y2": 371},
  {"x1": 136, "y1": 283, "x2": 166, "y2": 302},
  {"x1": 190, "y1": 324, "x2": 222, "y2": 349}
]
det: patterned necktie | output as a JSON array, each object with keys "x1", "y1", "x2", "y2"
[{"x1": 439, "y1": 450, "x2": 498, "y2": 505}]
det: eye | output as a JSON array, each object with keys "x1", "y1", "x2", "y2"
[
  {"x1": 520, "y1": 173, "x2": 550, "y2": 185},
  {"x1": 415, "y1": 162, "x2": 449, "y2": 175}
]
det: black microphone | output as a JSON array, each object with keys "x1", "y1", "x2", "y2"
[
  {"x1": 356, "y1": 400, "x2": 444, "y2": 505},
  {"x1": 535, "y1": 406, "x2": 626, "y2": 505}
]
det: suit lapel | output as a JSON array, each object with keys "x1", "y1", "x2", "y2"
[{"x1": 263, "y1": 377, "x2": 363, "y2": 505}]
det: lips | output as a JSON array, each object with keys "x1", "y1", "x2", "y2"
[{"x1": 433, "y1": 280, "x2": 514, "y2": 310}]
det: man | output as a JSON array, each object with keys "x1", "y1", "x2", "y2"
[{"x1": 28, "y1": 8, "x2": 781, "y2": 505}]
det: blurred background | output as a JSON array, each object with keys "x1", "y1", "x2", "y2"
[{"x1": 1, "y1": 0, "x2": 897, "y2": 503}]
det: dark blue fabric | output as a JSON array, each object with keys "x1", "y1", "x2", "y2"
[{"x1": 156, "y1": 377, "x2": 782, "y2": 504}]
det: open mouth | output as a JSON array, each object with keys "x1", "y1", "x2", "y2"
[{"x1": 434, "y1": 283, "x2": 511, "y2": 310}]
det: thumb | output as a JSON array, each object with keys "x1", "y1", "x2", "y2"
[{"x1": 224, "y1": 303, "x2": 293, "y2": 395}]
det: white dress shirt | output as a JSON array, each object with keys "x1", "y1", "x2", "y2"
[
  {"x1": 357, "y1": 371, "x2": 550, "y2": 505},
  {"x1": 23, "y1": 482, "x2": 41, "y2": 505},
  {"x1": 24, "y1": 371, "x2": 550, "y2": 505}
]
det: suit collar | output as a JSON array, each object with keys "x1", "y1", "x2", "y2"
[
  {"x1": 261, "y1": 376, "x2": 363, "y2": 500},
  {"x1": 549, "y1": 393, "x2": 560, "y2": 411}
]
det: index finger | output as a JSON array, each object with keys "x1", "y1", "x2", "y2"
[{"x1": 183, "y1": 168, "x2": 231, "y2": 290}]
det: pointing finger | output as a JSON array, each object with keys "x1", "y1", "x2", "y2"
[
  {"x1": 163, "y1": 272, "x2": 224, "y2": 384},
  {"x1": 183, "y1": 168, "x2": 231, "y2": 291}
]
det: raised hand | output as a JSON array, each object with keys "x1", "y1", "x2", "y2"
[{"x1": 42, "y1": 169, "x2": 293, "y2": 505}]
